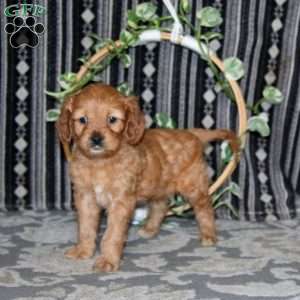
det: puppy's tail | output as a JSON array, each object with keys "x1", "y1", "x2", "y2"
[{"x1": 189, "y1": 128, "x2": 240, "y2": 157}]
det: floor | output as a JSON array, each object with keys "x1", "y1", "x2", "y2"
[{"x1": 0, "y1": 211, "x2": 300, "y2": 300}]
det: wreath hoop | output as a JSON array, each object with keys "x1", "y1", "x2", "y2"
[{"x1": 62, "y1": 29, "x2": 247, "y2": 196}]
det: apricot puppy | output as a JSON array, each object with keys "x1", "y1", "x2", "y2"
[{"x1": 56, "y1": 83, "x2": 238, "y2": 272}]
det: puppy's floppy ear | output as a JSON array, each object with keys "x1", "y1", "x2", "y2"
[
  {"x1": 55, "y1": 96, "x2": 74, "y2": 144},
  {"x1": 123, "y1": 96, "x2": 145, "y2": 145}
]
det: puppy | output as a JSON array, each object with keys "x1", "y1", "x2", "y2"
[{"x1": 56, "y1": 83, "x2": 239, "y2": 272}]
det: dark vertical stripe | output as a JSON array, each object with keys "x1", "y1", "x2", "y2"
[
  {"x1": 46, "y1": 0, "x2": 58, "y2": 210},
  {"x1": 5, "y1": 21, "x2": 19, "y2": 210},
  {"x1": 0, "y1": 0, "x2": 8, "y2": 210}
]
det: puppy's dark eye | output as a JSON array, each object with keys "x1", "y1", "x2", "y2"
[
  {"x1": 79, "y1": 116, "x2": 88, "y2": 124},
  {"x1": 108, "y1": 116, "x2": 117, "y2": 124}
]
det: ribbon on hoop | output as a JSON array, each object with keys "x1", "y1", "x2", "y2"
[{"x1": 162, "y1": 0, "x2": 183, "y2": 43}]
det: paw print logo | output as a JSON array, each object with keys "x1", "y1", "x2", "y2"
[{"x1": 4, "y1": 16, "x2": 45, "y2": 48}]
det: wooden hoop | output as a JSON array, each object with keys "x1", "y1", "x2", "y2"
[{"x1": 69, "y1": 30, "x2": 247, "y2": 195}]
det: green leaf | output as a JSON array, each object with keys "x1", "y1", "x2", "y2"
[
  {"x1": 225, "y1": 202, "x2": 239, "y2": 218},
  {"x1": 228, "y1": 182, "x2": 241, "y2": 199},
  {"x1": 211, "y1": 182, "x2": 240, "y2": 217},
  {"x1": 58, "y1": 72, "x2": 76, "y2": 84},
  {"x1": 135, "y1": 2, "x2": 157, "y2": 21},
  {"x1": 180, "y1": 0, "x2": 191, "y2": 14},
  {"x1": 93, "y1": 38, "x2": 115, "y2": 52},
  {"x1": 120, "y1": 30, "x2": 137, "y2": 46},
  {"x1": 58, "y1": 73, "x2": 77, "y2": 90},
  {"x1": 154, "y1": 113, "x2": 177, "y2": 128},
  {"x1": 169, "y1": 195, "x2": 186, "y2": 207},
  {"x1": 166, "y1": 118, "x2": 176, "y2": 129},
  {"x1": 196, "y1": 7, "x2": 223, "y2": 27},
  {"x1": 88, "y1": 33, "x2": 102, "y2": 41},
  {"x1": 57, "y1": 79, "x2": 70, "y2": 90},
  {"x1": 213, "y1": 200, "x2": 238, "y2": 218},
  {"x1": 117, "y1": 82, "x2": 134, "y2": 96},
  {"x1": 127, "y1": 10, "x2": 139, "y2": 29},
  {"x1": 262, "y1": 86, "x2": 283, "y2": 104},
  {"x1": 78, "y1": 56, "x2": 88, "y2": 64},
  {"x1": 212, "y1": 181, "x2": 241, "y2": 204},
  {"x1": 93, "y1": 40, "x2": 107, "y2": 51},
  {"x1": 247, "y1": 114, "x2": 270, "y2": 137},
  {"x1": 151, "y1": 18, "x2": 160, "y2": 28},
  {"x1": 46, "y1": 109, "x2": 61, "y2": 122},
  {"x1": 224, "y1": 57, "x2": 245, "y2": 80},
  {"x1": 64, "y1": 73, "x2": 77, "y2": 83},
  {"x1": 154, "y1": 113, "x2": 168, "y2": 127},
  {"x1": 89, "y1": 62, "x2": 104, "y2": 72},
  {"x1": 221, "y1": 141, "x2": 233, "y2": 164},
  {"x1": 200, "y1": 31, "x2": 223, "y2": 42},
  {"x1": 212, "y1": 187, "x2": 228, "y2": 205},
  {"x1": 103, "y1": 38, "x2": 114, "y2": 47},
  {"x1": 45, "y1": 90, "x2": 66, "y2": 100},
  {"x1": 121, "y1": 54, "x2": 132, "y2": 68}
]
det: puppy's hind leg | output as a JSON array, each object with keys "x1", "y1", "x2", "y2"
[
  {"x1": 177, "y1": 163, "x2": 217, "y2": 247},
  {"x1": 188, "y1": 192, "x2": 217, "y2": 246},
  {"x1": 138, "y1": 198, "x2": 169, "y2": 239}
]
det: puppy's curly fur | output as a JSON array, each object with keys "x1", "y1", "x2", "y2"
[{"x1": 56, "y1": 83, "x2": 238, "y2": 272}]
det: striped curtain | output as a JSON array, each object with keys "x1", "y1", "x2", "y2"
[{"x1": 0, "y1": 0, "x2": 299, "y2": 221}]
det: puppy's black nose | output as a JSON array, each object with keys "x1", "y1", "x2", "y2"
[{"x1": 90, "y1": 134, "x2": 103, "y2": 147}]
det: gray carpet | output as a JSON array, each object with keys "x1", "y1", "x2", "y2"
[{"x1": 0, "y1": 211, "x2": 300, "y2": 300}]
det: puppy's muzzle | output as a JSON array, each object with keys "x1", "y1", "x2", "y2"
[{"x1": 90, "y1": 132, "x2": 104, "y2": 151}]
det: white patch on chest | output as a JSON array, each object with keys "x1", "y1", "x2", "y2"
[{"x1": 94, "y1": 185, "x2": 112, "y2": 208}]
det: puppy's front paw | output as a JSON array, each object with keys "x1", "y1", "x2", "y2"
[
  {"x1": 64, "y1": 244, "x2": 94, "y2": 260},
  {"x1": 201, "y1": 236, "x2": 217, "y2": 247},
  {"x1": 93, "y1": 256, "x2": 119, "y2": 272}
]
